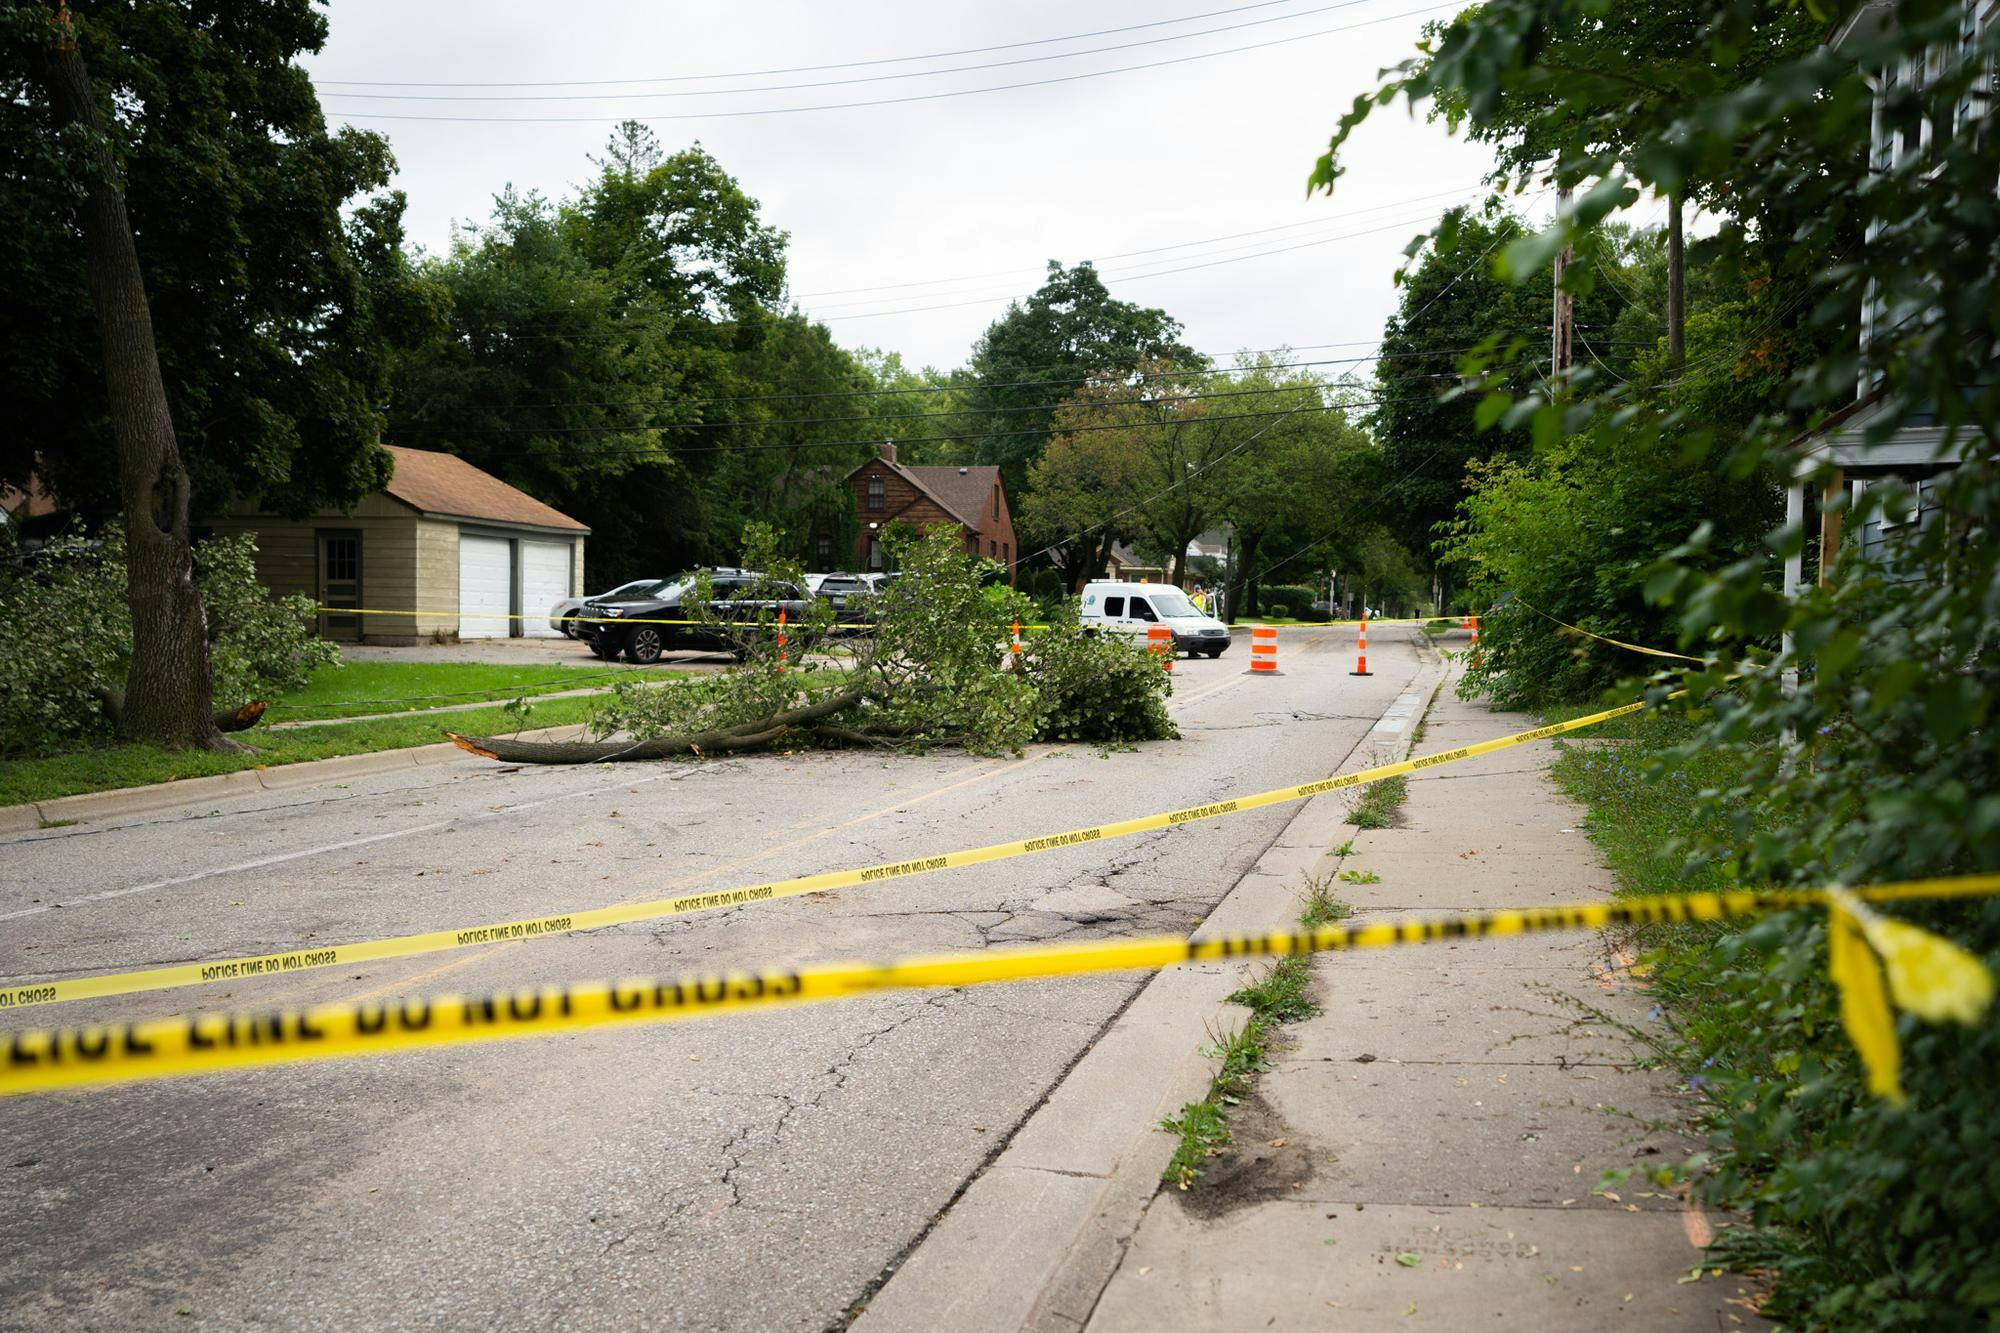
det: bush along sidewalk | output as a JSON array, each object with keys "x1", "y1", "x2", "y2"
[
  {"x1": 1549, "y1": 703, "x2": 2000, "y2": 1328},
  {"x1": 1160, "y1": 873, "x2": 1352, "y2": 1190}
]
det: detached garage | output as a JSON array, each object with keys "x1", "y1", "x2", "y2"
[{"x1": 210, "y1": 445, "x2": 589, "y2": 644}]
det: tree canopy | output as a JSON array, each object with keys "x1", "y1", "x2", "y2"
[
  {"x1": 966, "y1": 261, "x2": 1199, "y2": 500},
  {"x1": 0, "y1": 0, "x2": 444, "y2": 522}
]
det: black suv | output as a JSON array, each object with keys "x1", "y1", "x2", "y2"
[
  {"x1": 814, "y1": 572, "x2": 885, "y2": 627},
  {"x1": 581, "y1": 570, "x2": 813, "y2": 664}
]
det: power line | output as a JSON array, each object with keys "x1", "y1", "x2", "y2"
[
  {"x1": 392, "y1": 339, "x2": 1610, "y2": 416},
  {"x1": 810, "y1": 211, "x2": 1468, "y2": 320},
  {"x1": 325, "y1": 4, "x2": 1460, "y2": 124},
  {"x1": 419, "y1": 201, "x2": 1496, "y2": 346},
  {"x1": 393, "y1": 381, "x2": 1555, "y2": 465},
  {"x1": 796, "y1": 185, "x2": 1483, "y2": 303},
  {"x1": 317, "y1": 0, "x2": 1391, "y2": 103},
  {"x1": 314, "y1": 0, "x2": 1310, "y2": 88},
  {"x1": 394, "y1": 369, "x2": 1460, "y2": 437}
]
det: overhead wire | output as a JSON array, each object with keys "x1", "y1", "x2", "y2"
[
  {"x1": 316, "y1": 0, "x2": 1399, "y2": 103},
  {"x1": 322, "y1": 3, "x2": 1461, "y2": 124},
  {"x1": 314, "y1": 0, "x2": 1311, "y2": 87}
]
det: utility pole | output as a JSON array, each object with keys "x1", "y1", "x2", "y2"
[
  {"x1": 1551, "y1": 185, "x2": 1575, "y2": 379},
  {"x1": 1667, "y1": 192, "x2": 1686, "y2": 366}
]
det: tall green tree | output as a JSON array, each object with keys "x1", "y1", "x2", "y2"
[
  {"x1": 0, "y1": 0, "x2": 442, "y2": 523},
  {"x1": 1209, "y1": 365, "x2": 1375, "y2": 618},
  {"x1": 384, "y1": 126, "x2": 795, "y2": 578},
  {"x1": 1370, "y1": 205, "x2": 1621, "y2": 607},
  {"x1": 1, "y1": 0, "x2": 438, "y2": 749},
  {"x1": 966, "y1": 262, "x2": 1197, "y2": 502}
]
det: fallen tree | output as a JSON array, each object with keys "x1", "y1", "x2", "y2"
[{"x1": 449, "y1": 526, "x2": 1177, "y2": 764}]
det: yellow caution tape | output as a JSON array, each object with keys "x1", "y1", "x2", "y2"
[
  {"x1": 0, "y1": 699, "x2": 1648, "y2": 1014},
  {"x1": 6, "y1": 875, "x2": 1995, "y2": 1098},
  {"x1": 322, "y1": 605, "x2": 781, "y2": 628},
  {"x1": 1511, "y1": 599, "x2": 1706, "y2": 664},
  {"x1": 1826, "y1": 890, "x2": 1906, "y2": 1102}
]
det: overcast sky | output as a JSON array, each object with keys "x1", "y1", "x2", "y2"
[{"x1": 306, "y1": 0, "x2": 1531, "y2": 373}]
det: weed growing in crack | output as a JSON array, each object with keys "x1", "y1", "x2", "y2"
[
  {"x1": 1344, "y1": 773, "x2": 1408, "y2": 829},
  {"x1": 1160, "y1": 1021, "x2": 1271, "y2": 1190},
  {"x1": 1330, "y1": 838, "x2": 1356, "y2": 858},
  {"x1": 1230, "y1": 957, "x2": 1319, "y2": 1025},
  {"x1": 1337, "y1": 867, "x2": 1381, "y2": 885},
  {"x1": 1298, "y1": 871, "x2": 1354, "y2": 928},
  {"x1": 1161, "y1": 870, "x2": 1353, "y2": 1191}
]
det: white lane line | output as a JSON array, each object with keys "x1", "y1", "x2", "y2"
[{"x1": 0, "y1": 770, "x2": 676, "y2": 922}]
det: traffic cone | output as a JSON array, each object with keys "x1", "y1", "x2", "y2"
[
  {"x1": 1011, "y1": 618, "x2": 1023, "y2": 669},
  {"x1": 777, "y1": 606, "x2": 788, "y2": 673},
  {"x1": 1461, "y1": 612, "x2": 1473, "y2": 630},
  {"x1": 1146, "y1": 623, "x2": 1174, "y2": 673},
  {"x1": 1470, "y1": 614, "x2": 1481, "y2": 669},
  {"x1": 1246, "y1": 625, "x2": 1281, "y2": 676},
  {"x1": 1349, "y1": 612, "x2": 1374, "y2": 677}
]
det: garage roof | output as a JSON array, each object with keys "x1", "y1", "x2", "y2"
[{"x1": 381, "y1": 446, "x2": 589, "y2": 533}]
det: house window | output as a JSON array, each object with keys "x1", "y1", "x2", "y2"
[
  {"x1": 868, "y1": 538, "x2": 883, "y2": 570},
  {"x1": 993, "y1": 483, "x2": 1001, "y2": 516},
  {"x1": 1001, "y1": 542, "x2": 1009, "y2": 566},
  {"x1": 867, "y1": 476, "x2": 885, "y2": 511},
  {"x1": 989, "y1": 540, "x2": 997, "y2": 557},
  {"x1": 816, "y1": 535, "x2": 832, "y2": 568}
]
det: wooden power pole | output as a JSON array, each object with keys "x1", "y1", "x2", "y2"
[
  {"x1": 1667, "y1": 192, "x2": 1686, "y2": 366},
  {"x1": 1552, "y1": 186, "x2": 1575, "y2": 378}
]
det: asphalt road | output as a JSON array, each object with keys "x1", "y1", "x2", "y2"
[{"x1": 0, "y1": 627, "x2": 1436, "y2": 1330}]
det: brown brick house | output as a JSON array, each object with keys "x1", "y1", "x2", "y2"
[{"x1": 845, "y1": 443, "x2": 1017, "y2": 584}]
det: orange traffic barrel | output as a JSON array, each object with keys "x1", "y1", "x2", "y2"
[
  {"x1": 1146, "y1": 623, "x2": 1174, "y2": 672},
  {"x1": 1246, "y1": 625, "x2": 1280, "y2": 676}
]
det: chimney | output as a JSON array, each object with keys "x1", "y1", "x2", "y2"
[{"x1": 878, "y1": 439, "x2": 897, "y2": 465}]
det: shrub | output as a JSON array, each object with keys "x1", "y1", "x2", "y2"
[
  {"x1": 1020, "y1": 567, "x2": 1067, "y2": 617},
  {"x1": 1260, "y1": 584, "x2": 1317, "y2": 618},
  {"x1": 1024, "y1": 603, "x2": 1177, "y2": 743},
  {"x1": 0, "y1": 528, "x2": 336, "y2": 756}
]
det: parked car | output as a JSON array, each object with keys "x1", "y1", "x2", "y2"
[
  {"x1": 549, "y1": 578, "x2": 662, "y2": 637},
  {"x1": 814, "y1": 571, "x2": 886, "y2": 626},
  {"x1": 580, "y1": 570, "x2": 813, "y2": 664},
  {"x1": 1077, "y1": 580, "x2": 1232, "y2": 658}
]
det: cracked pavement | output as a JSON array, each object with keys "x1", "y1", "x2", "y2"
[{"x1": 0, "y1": 628, "x2": 1432, "y2": 1330}]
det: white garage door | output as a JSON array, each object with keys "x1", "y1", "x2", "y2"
[
  {"x1": 520, "y1": 539, "x2": 572, "y2": 638},
  {"x1": 458, "y1": 534, "x2": 512, "y2": 639}
]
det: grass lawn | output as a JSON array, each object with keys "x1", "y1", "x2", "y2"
[
  {"x1": 265, "y1": 659, "x2": 655, "y2": 721},
  {"x1": 0, "y1": 694, "x2": 610, "y2": 809},
  {"x1": 1544, "y1": 704, "x2": 1739, "y2": 896}
]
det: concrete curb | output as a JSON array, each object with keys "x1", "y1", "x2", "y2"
[
  {"x1": 853, "y1": 649, "x2": 1451, "y2": 1333},
  {"x1": 0, "y1": 720, "x2": 602, "y2": 836}
]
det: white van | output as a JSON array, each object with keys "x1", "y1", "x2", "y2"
[{"x1": 1079, "y1": 581, "x2": 1233, "y2": 658}]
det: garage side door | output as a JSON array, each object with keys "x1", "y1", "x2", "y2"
[
  {"x1": 520, "y1": 539, "x2": 572, "y2": 638},
  {"x1": 459, "y1": 534, "x2": 512, "y2": 638}
]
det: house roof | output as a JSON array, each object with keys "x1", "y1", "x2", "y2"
[
  {"x1": 905, "y1": 464, "x2": 1003, "y2": 534},
  {"x1": 842, "y1": 453, "x2": 992, "y2": 533},
  {"x1": 381, "y1": 446, "x2": 588, "y2": 533}
]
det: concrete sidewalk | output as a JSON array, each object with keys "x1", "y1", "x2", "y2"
[{"x1": 1081, "y1": 679, "x2": 1754, "y2": 1329}]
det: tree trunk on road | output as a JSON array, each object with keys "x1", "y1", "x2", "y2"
[
  {"x1": 450, "y1": 684, "x2": 869, "y2": 764},
  {"x1": 38, "y1": 17, "x2": 237, "y2": 753}
]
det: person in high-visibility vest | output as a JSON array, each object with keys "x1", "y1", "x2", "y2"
[{"x1": 1191, "y1": 586, "x2": 1208, "y2": 612}]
